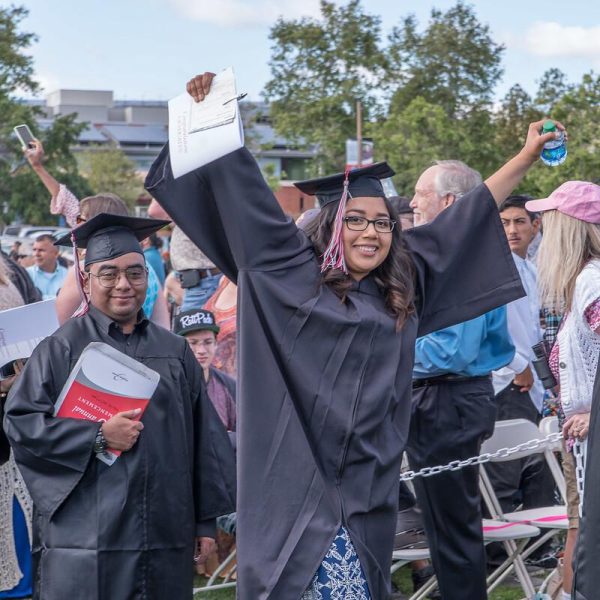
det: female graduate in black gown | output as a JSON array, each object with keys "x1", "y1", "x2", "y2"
[{"x1": 145, "y1": 72, "x2": 563, "y2": 600}]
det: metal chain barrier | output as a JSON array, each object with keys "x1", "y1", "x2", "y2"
[{"x1": 400, "y1": 431, "x2": 564, "y2": 482}]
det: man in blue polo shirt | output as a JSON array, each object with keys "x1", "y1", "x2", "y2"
[
  {"x1": 406, "y1": 160, "x2": 515, "y2": 600},
  {"x1": 26, "y1": 234, "x2": 67, "y2": 300}
]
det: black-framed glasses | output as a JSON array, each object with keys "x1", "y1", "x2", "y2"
[
  {"x1": 343, "y1": 216, "x2": 396, "y2": 233},
  {"x1": 88, "y1": 266, "x2": 148, "y2": 288}
]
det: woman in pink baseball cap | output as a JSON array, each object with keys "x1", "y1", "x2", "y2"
[{"x1": 527, "y1": 181, "x2": 600, "y2": 600}]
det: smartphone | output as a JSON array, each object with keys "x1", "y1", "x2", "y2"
[
  {"x1": 0, "y1": 358, "x2": 27, "y2": 380},
  {"x1": 13, "y1": 124, "x2": 35, "y2": 149}
]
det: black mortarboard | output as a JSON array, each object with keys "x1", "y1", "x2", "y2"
[
  {"x1": 54, "y1": 214, "x2": 170, "y2": 266},
  {"x1": 294, "y1": 162, "x2": 395, "y2": 207}
]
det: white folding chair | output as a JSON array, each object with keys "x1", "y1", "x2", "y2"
[
  {"x1": 391, "y1": 547, "x2": 434, "y2": 600},
  {"x1": 193, "y1": 549, "x2": 237, "y2": 594},
  {"x1": 482, "y1": 518, "x2": 540, "y2": 595},
  {"x1": 479, "y1": 418, "x2": 568, "y2": 597},
  {"x1": 390, "y1": 520, "x2": 540, "y2": 600}
]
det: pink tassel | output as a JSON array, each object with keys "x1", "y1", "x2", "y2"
[
  {"x1": 321, "y1": 168, "x2": 351, "y2": 274},
  {"x1": 70, "y1": 231, "x2": 89, "y2": 317}
]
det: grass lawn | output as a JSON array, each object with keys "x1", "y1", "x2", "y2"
[{"x1": 192, "y1": 566, "x2": 531, "y2": 599}]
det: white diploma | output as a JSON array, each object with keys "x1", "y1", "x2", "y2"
[{"x1": 168, "y1": 66, "x2": 245, "y2": 179}]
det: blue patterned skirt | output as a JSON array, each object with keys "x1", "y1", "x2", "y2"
[{"x1": 301, "y1": 527, "x2": 371, "y2": 600}]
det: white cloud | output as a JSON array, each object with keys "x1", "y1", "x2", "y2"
[
  {"x1": 525, "y1": 21, "x2": 600, "y2": 59},
  {"x1": 168, "y1": 0, "x2": 322, "y2": 27},
  {"x1": 15, "y1": 72, "x2": 61, "y2": 99}
]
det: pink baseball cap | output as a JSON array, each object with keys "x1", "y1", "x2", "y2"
[{"x1": 525, "y1": 181, "x2": 600, "y2": 224}]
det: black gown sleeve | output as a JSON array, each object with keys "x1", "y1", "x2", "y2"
[
  {"x1": 3, "y1": 337, "x2": 99, "y2": 516},
  {"x1": 404, "y1": 183, "x2": 525, "y2": 337},
  {"x1": 145, "y1": 145, "x2": 313, "y2": 283},
  {"x1": 0, "y1": 396, "x2": 9, "y2": 465},
  {"x1": 184, "y1": 345, "x2": 236, "y2": 527}
]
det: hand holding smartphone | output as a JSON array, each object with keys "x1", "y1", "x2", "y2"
[{"x1": 13, "y1": 124, "x2": 35, "y2": 149}]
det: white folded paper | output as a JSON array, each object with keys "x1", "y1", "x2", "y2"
[
  {"x1": 0, "y1": 298, "x2": 59, "y2": 373},
  {"x1": 168, "y1": 67, "x2": 245, "y2": 179}
]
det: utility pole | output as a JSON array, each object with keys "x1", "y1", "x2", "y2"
[{"x1": 356, "y1": 100, "x2": 362, "y2": 167}]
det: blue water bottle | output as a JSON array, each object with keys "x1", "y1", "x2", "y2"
[{"x1": 540, "y1": 120, "x2": 567, "y2": 167}]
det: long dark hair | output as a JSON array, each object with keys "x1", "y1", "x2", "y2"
[{"x1": 304, "y1": 197, "x2": 415, "y2": 329}]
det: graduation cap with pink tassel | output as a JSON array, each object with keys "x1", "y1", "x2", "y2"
[{"x1": 294, "y1": 161, "x2": 395, "y2": 274}]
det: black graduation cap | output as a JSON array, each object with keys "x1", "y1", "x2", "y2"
[
  {"x1": 294, "y1": 162, "x2": 395, "y2": 207},
  {"x1": 54, "y1": 214, "x2": 170, "y2": 266}
]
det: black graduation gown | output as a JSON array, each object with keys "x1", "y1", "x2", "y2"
[
  {"x1": 145, "y1": 145, "x2": 523, "y2": 600},
  {"x1": 574, "y1": 360, "x2": 600, "y2": 599},
  {"x1": 3, "y1": 307, "x2": 236, "y2": 600}
]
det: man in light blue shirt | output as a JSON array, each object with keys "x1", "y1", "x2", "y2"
[
  {"x1": 26, "y1": 234, "x2": 68, "y2": 300},
  {"x1": 406, "y1": 160, "x2": 516, "y2": 600}
]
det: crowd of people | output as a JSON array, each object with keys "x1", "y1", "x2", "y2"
[{"x1": 0, "y1": 70, "x2": 598, "y2": 600}]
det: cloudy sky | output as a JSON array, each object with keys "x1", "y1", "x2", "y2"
[{"x1": 19, "y1": 0, "x2": 600, "y2": 102}]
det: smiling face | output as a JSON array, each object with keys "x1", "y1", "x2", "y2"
[
  {"x1": 500, "y1": 206, "x2": 540, "y2": 259},
  {"x1": 84, "y1": 252, "x2": 147, "y2": 330},
  {"x1": 410, "y1": 165, "x2": 453, "y2": 226},
  {"x1": 342, "y1": 196, "x2": 393, "y2": 281}
]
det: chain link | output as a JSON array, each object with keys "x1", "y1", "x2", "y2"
[{"x1": 400, "y1": 431, "x2": 563, "y2": 482}]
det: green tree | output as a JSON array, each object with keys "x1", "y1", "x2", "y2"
[
  {"x1": 523, "y1": 72, "x2": 600, "y2": 197},
  {"x1": 77, "y1": 146, "x2": 143, "y2": 211},
  {"x1": 371, "y1": 97, "x2": 461, "y2": 194},
  {"x1": 263, "y1": 0, "x2": 387, "y2": 173},
  {"x1": 493, "y1": 84, "x2": 542, "y2": 167},
  {"x1": 260, "y1": 162, "x2": 285, "y2": 192},
  {"x1": 534, "y1": 68, "x2": 572, "y2": 116},
  {"x1": 377, "y1": 2, "x2": 505, "y2": 184},
  {"x1": 386, "y1": 2, "x2": 504, "y2": 119},
  {"x1": 0, "y1": 5, "x2": 89, "y2": 225}
]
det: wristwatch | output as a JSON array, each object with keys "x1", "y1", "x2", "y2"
[{"x1": 94, "y1": 426, "x2": 108, "y2": 454}]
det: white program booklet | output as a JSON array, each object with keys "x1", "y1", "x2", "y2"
[
  {"x1": 54, "y1": 342, "x2": 160, "y2": 466},
  {"x1": 168, "y1": 66, "x2": 245, "y2": 179},
  {"x1": 0, "y1": 298, "x2": 59, "y2": 373}
]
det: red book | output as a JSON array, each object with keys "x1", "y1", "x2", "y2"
[{"x1": 54, "y1": 342, "x2": 160, "y2": 465}]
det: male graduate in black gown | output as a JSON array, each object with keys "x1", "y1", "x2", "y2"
[{"x1": 3, "y1": 214, "x2": 236, "y2": 600}]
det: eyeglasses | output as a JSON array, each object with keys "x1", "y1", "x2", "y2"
[
  {"x1": 343, "y1": 216, "x2": 396, "y2": 233},
  {"x1": 188, "y1": 339, "x2": 216, "y2": 349},
  {"x1": 88, "y1": 267, "x2": 148, "y2": 288}
]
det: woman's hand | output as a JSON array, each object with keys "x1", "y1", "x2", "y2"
[
  {"x1": 24, "y1": 139, "x2": 44, "y2": 168},
  {"x1": 563, "y1": 412, "x2": 590, "y2": 441},
  {"x1": 194, "y1": 536, "x2": 216, "y2": 565},
  {"x1": 186, "y1": 72, "x2": 216, "y2": 102},
  {"x1": 519, "y1": 118, "x2": 567, "y2": 165},
  {"x1": 0, "y1": 361, "x2": 26, "y2": 395},
  {"x1": 0, "y1": 375, "x2": 17, "y2": 395}
]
